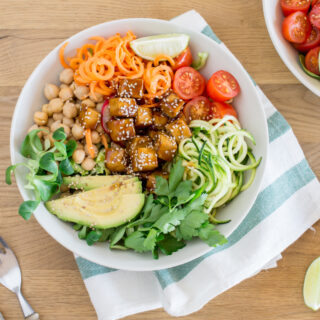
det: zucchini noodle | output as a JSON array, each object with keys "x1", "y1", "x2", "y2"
[{"x1": 179, "y1": 115, "x2": 261, "y2": 216}]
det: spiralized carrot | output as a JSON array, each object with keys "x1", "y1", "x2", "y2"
[
  {"x1": 101, "y1": 135, "x2": 108, "y2": 151},
  {"x1": 85, "y1": 129, "x2": 95, "y2": 159},
  {"x1": 59, "y1": 31, "x2": 174, "y2": 99}
]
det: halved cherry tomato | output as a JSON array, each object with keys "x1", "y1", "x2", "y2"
[
  {"x1": 294, "y1": 27, "x2": 320, "y2": 52},
  {"x1": 280, "y1": 0, "x2": 310, "y2": 16},
  {"x1": 282, "y1": 11, "x2": 312, "y2": 44},
  {"x1": 312, "y1": 0, "x2": 320, "y2": 7},
  {"x1": 173, "y1": 66, "x2": 206, "y2": 100},
  {"x1": 305, "y1": 46, "x2": 320, "y2": 75},
  {"x1": 206, "y1": 70, "x2": 240, "y2": 102},
  {"x1": 183, "y1": 96, "x2": 212, "y2": 123},
  {"x1": 173, "y1": 47, "x2": 193, "y2": 70},
  {"x1": 211, "y1": 102, "x2": 237, "y2": 119},
  {"x1": 309, "y1": 3, "x2": 320, "y2": 29}
]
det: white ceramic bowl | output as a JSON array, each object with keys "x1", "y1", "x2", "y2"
[
  {"x1": 263, "y1": 0, "x2": 320, "y2": 96},
  {"x1": 10, "y1": 18, "x2": 268, "y2": 271}
]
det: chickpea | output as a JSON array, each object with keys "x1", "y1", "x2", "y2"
[
  {"x1": 59, "y1": 87, "x2": 74, "y2": 101},
  {"x1": 49, "y1": 98, "x2": 63, "y2": 113},
  {"x1": 72, "y1": 149, "x2": 86, "y2": 164},
  {"x1": 89, "y1": 91, "x2": 104, "y2": 103},
  {"x1": 47, "y1": 117, "x2": 54, "y2": 128},
  {"x1": 76, "y1": 142, "x2": 84, "y2": 150},
  {"x1": 74, "y1": 85, "x2": 89, "y2": 100},
  {"x1": 63, "y1": 101, "x2": 77, "y2": 119},
  {"x1": 63, "y1": 117, "x2": 74, "y2": 127},
  {"x1": 59, "y1": 68, "x2": 74, "y2": 85},
  {"x1": 34, "y1": 111, "x2": 48, "y2": 126},
  {"x1": 60, "y1": 83, "x2": 68, "y2": 89},
  {"x1": 75, "y1": 103, "x2": 81, "y2": 111},
  {"x1": 96, "y1": 102, "x2": 104, "y2": 113},
  {"x1": 53, "y1": 113, "x2": 63, "y2": 121},
  {"x1": 81, "y1": 98, "x2": 95, "y2": 109},
  {"x1": 71, "y1": 123, "x2": 85, "y2": 140},
  {"x1": 41, "y1": 103, "x2": 52, "y2": 117},
  {"x1": 50, "y1": 120, "x2": 62, "y2": 133},
  {"x1": 91, "y1": 130, "x2": 101, "y2": 144},
  {"x1": 39, "y1": 126, "x2": 49, "y2": 134},
  {"x1": 84, "y1": 144, "x2": 98, "y2": 158},
  {"x1": 81, "y1": 157, "x2": 96, "y2": 171},
  {"x1": 96, "y1": 123, "x2": 103, "y2": 134},
  {"x1": 44, "y1": 83, "x2": 59, "y2": 101}
]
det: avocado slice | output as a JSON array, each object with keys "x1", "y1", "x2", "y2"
[
  {"x1": 63, "y1": 175, "x2": 139, "y2": 191},
  {"x1": 46, "y1": 183, "x2": 145, "y2": 228}
]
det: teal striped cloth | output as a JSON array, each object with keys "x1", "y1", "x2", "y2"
[{"x1": 75, "y1": 10, "x2": 320, "y2": 320}]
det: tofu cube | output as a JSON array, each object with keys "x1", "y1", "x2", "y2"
[
  {"x1": 105, "y1": 148, "x2": 127, "y2": 172},
  {"x1": 146, "y1": 171, "x2": 169, "y2": 191},
  {"x1": 154, "y1": 132, "x2": 177, "y2": 161},
  {"x1": 118, "y1": 78, "x2": 144, "y2": 98},
  {"x1": 148, "y1": 129, "x2": 160, "y2": 140},
  {"x1": 166, "y1": 118, "x2": 192, "y2": 144},
  {"x1": 135, "y1": 107, "x2": 153, "y2": 127},
  {"x1": 132, "y1": 148, "x2": 158, "y2": 172},
  {"x1": 109, "y1": 98, "x2": 138, "y2": 117},
  {"x1": 107, "y1": 118, "x2": 136, "y2": 142},
  {"x1": 160, "y1": 92, "x2": 184, "y2": 118},
  {"x1": 153, "y1": 111, "x2": 169, "y2": 129},
  {"x1": 127, "y1": 136, "x2": 153, "y2": 159}
]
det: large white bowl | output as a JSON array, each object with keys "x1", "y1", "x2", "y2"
[
  {"x1": 10, "y1": 18, "x2": 268, "y2": 271},
  {"x1": 263, "y1": 0, "x2": 320, "y2": 96}
]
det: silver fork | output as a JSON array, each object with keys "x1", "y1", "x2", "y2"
[{"x1": 0, "y1": 237, "x2": 39, "y2": 320}]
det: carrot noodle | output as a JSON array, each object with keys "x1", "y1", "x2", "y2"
[
  {"x1": 101, "y1": 135, "x2": 108, "y2": 151},
  {"x1": 59, "y1": 31, "x2": 174, "y2": 98},
  {"x1": 85, "y1": 129, "x2": 96, "y2": 159}
]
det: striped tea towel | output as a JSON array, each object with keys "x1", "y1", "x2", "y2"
[{"x1": 75, "y1": 10, "x2": 320, "y2": 320}]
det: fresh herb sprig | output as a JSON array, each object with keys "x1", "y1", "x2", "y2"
[
  {"x1": 76, "y1": 159, "x2": 227, "y2": 257},
  {"x1": 6, "y1": 128, "x2": 77, "y2": 220}
]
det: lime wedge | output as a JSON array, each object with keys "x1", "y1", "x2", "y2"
[
  {"x1": 303, "y1": 257, "x2": 320, "y2": 311},
  {"x1": 130, "y1": 34, "x2": 190, "y2": 60}
]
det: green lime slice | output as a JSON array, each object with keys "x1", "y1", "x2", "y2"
[
  {"x1": 130, "y1": 33, "x2": 190, "y2": 60},
  {"x1": 303, "y1": 257, "x2": 320, "y2": 311}
]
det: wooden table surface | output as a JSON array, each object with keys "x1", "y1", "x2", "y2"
[{"x1": 0, "y1": 0, "x2": 320, "y2": 319}]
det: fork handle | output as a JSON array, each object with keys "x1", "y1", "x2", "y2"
[{"x1": 15, "y1": 290, "x2": 39, "y2": 320}]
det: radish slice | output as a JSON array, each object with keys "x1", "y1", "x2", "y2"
[{"x1": 101, "y1": 99, "x2": 111, "y2": 133}]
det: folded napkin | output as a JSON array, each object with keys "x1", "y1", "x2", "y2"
[{"x1": 75, "y1": 10, "x2": 320, "y2": 320}]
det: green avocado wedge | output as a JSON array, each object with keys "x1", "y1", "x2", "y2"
[
  {"x1": 63, "y1": 175, "x2": 139, "y2": 191},
  {"x1": 45, "y1": 183, "x2": 145, "y2": 228}
]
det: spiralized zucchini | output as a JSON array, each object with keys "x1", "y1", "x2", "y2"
[{"x1": 179, "y1": 116, "x2": 261, "y2": 216}]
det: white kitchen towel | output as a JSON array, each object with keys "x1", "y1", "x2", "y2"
[{"x1": 75, "y1": 10, "x2": 320, "y2": 320}]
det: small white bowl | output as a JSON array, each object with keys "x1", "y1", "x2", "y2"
[
  {"x1": 10, "y1": 18, "x2": 268, "y2": 271},
  {"x1": 263, "y1": 0, "x2": 320, "y2": 96}
]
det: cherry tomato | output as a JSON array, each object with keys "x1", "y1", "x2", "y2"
[
  {"x1": 309, "y1": 3, "x2": 320, "y2": 29},
  {"x1": 173, "y1": 67, "x2": 206, "y2": 100},
  {"x1": 206, "y1": 70, "x2": 240, "y2": 102},
  {"x1": 282, "y1": 11, "x2": 312, "y2": 44},
  {"x1": 183, "y1": 96, "x2": 212, "y2": 123},
  {"x1": 173, "y1": 47, "x2": 193, "y2": 70},
  {"x1": 305, "y1": 46, "x2": 320, "y2": 74},
  {"x1": 294, "y1": 27, "x2": 320, "y2": 52},
  {"x1": 280, "y1": 0, "x2": 310, "y2": 16},
  {"x1": 312, "y1": 0, "x2": 320, "y2": 7},
  {"x1": 211, "y1": 102, "x2": 238, "y2": 119}
]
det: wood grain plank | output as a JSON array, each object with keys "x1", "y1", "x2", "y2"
[{"x1": 0, "y1": 0, "x2": 320, "y2": 319}]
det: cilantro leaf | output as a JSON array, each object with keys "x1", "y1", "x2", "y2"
[
  {"x1": 178, "y1": 210, "x2": 209, "y2": 240},
  {"x1": 86, "y1": 230, "x2": 102, "y2": 246},
  {"x1": 168, "y1": 159, "x2": 184, "y2": 193},
  {"x1": 198, "y1": 223, "x2": 228, "y2": 247},
  {"x1": 155, "y1": 176, "x2": 169, "y2": 196},
  {"x1": 124, "y1": 231, "x2": 150, "y2": 252},
  {"x1": 78, "y1": 226, "x2": 88, "y2": 239},
  {"x1": 157, "y1": 234, "x2": 186, "y2": 255},
  {"x1": 18, "y1": 200, "x2": 40, "y2": 220},
  {"x1": 174, "y1": 180, "x2": 193, "y2": 206},
  {"x1": 153, "y1": 208, "x2": 187, "y2": 234},
  {"x1": 110, "y1": 225, "x2": 127, "y2": 247},
  {"x1": 143, "y1": 229, "x2": 158, "y2": 251}
]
